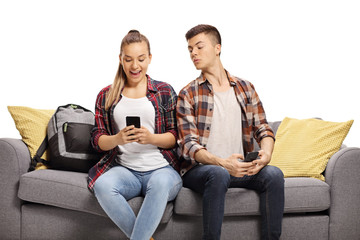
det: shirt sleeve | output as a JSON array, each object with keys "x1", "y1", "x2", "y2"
[
  {"x1": 176, "y1": 88, "x2": 206, "y2": 163},
  {"x1": 91, "y1": 88, "x2": 110, "y2": 152},
  {"x1": 162, "y1": 84, "x2": 178, "y2": 140},
  {"x1": 247, "y1": 82, "x2": 275, "y2": 143}
]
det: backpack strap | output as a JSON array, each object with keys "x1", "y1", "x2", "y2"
[{"x1": 29, "y1": 135, "x2": 49, "y2": 171}]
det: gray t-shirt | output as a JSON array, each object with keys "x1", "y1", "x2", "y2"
[{"x1": 206, "y1": 87, "x2": 244, "y2": 159}]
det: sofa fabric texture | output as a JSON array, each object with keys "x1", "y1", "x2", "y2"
[{"x1": 1, "y1": 121, "x2": 360, "y2": 239}]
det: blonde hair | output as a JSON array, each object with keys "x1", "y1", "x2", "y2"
[{"x1": 105, "y1": 30, "x2": 151, "y2": 110}]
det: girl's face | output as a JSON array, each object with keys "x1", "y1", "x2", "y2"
[{"x1": 120, "y1": 41, "x2": 152, "y2": 85}]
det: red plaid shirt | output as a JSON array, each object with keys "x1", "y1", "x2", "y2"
[
  {"x1": 176, "y1": 71, "x2": 275, "y2": 175},
  {"x1": 88, "y1": 76, "x2": 179, "y2": 191}
]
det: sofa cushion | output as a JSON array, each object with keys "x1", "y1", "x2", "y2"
[
  {"x1": 18, "y1": 169, "x2": 173, "y2": 223},
  {"x1": 174, "y1": 177, "x2": 330, "y2": 216},
  {"x1": 270, "y1": 117, "x2": 353, "y2": 181},
  {"x1": 8, "y1": 106, "x2": 55, "y2": 169}
]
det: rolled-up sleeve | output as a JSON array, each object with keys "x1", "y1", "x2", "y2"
[
  {"x1": 248, "y1": 82, "x2": 275, "y2": 143},
  {"x1": 176, "y1": 89, "x2": 205, "y2": 163}
]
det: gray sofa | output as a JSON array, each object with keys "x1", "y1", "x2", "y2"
[{"x1": 1, "y1": 121, "x2": 360, "y2": 240}]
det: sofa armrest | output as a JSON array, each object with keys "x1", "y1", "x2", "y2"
[
  {"x1": 324, "y1": 147, "x2": 360, "y2": 240},
  {"x1": 0, "y1": 138, "x2": 31, "y2": 239}
]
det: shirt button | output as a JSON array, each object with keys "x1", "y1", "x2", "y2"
[{"x1": 209, "y1": 109, "x2": 213, "y2": 111}]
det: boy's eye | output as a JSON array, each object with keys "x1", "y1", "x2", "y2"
[{"x1": 139, "y1": 58, "x2": 145, "y2": 62}]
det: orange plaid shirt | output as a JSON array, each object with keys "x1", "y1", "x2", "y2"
[{"x1": 176, "y1": 71, "x2": 275, "y2": 175}]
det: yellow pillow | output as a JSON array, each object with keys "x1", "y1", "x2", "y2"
[
  {"x1": 8, "y1": 106, "x2": 55, "y2": 170},
  {"x1": 270, "y1": 117, "x2": 353, "y2": 181}
]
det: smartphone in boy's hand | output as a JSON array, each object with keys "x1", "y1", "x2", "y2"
[{"x1": 244, "y1": 151, "x2": 259, "y2": 162}]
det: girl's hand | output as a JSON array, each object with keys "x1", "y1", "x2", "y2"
[
  {"x1": 135, "y1": 126, "x2": 154, "y2": 145},
  {"x1": 116, "y1": 125, "x2": 138, "y2": 145}
]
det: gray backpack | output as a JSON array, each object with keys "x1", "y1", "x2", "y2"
[{"x1": 29, "y1": 104, "x2": 100, "y2": 172}]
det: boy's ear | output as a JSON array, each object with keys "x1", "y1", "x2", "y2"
[{"x1": 216, "y1": 44, "x2": 221, "y2": 56}]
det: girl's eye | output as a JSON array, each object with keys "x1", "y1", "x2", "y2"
[
  {"x1": 139, "y1": 59, "x2": 145, "y2": 62},
  {"x1": 125, "y1": 59, "x2": 132, "y2": 62}
]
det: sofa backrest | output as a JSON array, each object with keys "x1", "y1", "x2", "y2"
[{"x1": 253, "y1": 121, "x2": 281, "y2": 152}]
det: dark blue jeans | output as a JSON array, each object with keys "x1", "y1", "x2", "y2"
[{"x1": 183, "y1": 164, "x2": 284, "y2": 240}]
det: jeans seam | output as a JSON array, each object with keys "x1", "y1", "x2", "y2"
[{"x1": 266, "y1": 190, "x2": 271, "y2": 240}]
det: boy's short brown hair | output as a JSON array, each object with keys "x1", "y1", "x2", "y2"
[{"x1": 185, "y1": 24, "x2": 222, "y2": 46}]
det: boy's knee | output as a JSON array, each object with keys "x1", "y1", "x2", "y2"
[
  {"x1": 206, "y1": 166, "x2": 231, "y2": 188},
  {"x1": 270, "y1": 166, "x2": 284, "y2": 181},
  {"x1": 263, "y1": 165, "x2": 284, "y2": 188}
]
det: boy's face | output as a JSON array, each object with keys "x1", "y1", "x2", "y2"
[{"x1": 187, "y1": 32, "x2": 221, "y2": 71}]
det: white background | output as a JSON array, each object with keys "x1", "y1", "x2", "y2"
[{"x1": 1, "y1": 0, "x2": 359, "y2": 147}]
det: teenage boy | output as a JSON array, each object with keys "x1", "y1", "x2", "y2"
[{"x1": 176, "y1": 24, "x2": 284, "y2": 240}]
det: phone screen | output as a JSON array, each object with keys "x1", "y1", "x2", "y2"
[
  {"x1": 244, "y1": 151, "x2": 259, "y2": 162},
  {"x1": 126, "y1": 116, "x2": 141, "y2": 128}
]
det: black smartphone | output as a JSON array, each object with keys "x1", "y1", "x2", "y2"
[
  {"x1": 244, "y1": 151, "x2": 259, "y2": 162},
  {"x1": 126, "y1": 116, "x2": 141, "y2": 128}
]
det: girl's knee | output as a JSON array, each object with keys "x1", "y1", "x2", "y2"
[
  {"x1": 149, "y1": 170, "x2": 182, "y2": 190},
  {"x1": 146, "y1": 173, "x2": 182, "y2": 201},
  {"x1": 93, "y1": 175, "x2": 111, "y2": 197}
]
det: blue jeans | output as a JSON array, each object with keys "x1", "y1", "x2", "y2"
[
  {"x1": 183, "y1": 164, "x2": 284, "y2": 240},
  {"x1": 93, "y1": 165, "x2": 182, "y2": 240}
]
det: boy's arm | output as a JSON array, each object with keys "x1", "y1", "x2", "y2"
[{"x1": 176, "y1": 89, "x2": 205, "y2": 163}]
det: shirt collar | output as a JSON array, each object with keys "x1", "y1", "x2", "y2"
[
  {"x1": 225, "y1": 70, "x2": 237, "y2": 87},
  {"x1": 146, "y1": 75, "x2": 158, "y2": 92},
  {"x1": 198, "y1": 69, "x2": 236, "y2": 87}
]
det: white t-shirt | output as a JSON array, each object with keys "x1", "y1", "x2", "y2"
[
  {"x1": 206, "y1": 87, "x2": 244, "y2": 159},
  {"x1": 113, "y1": 95, "x2": 168, "y2": 171}
]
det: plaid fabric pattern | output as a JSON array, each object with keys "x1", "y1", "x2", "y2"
[
  {"x1": 176, "y1": 71, "x2": 275, "y2": 175},
  {"x1": 88, "y1": 76, "x2": 179, "y2": 190}
]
